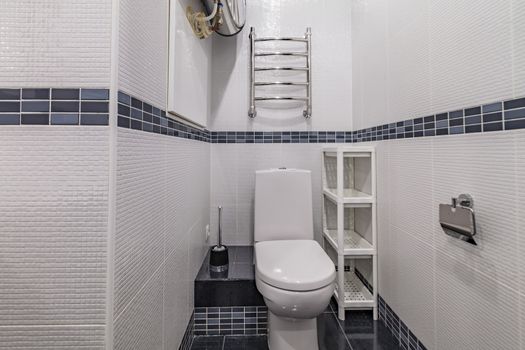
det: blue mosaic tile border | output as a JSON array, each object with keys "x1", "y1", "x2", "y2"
[
  {"x1": 352, "y1": 96, "x2": 525, "y2": 142},
  {"x1": 117, "y1": 91, "x2": 210, "y2": 142},
  {"x1": 3, "y1": 89, "x2": 523, "y2": 145},
  {"x1": 193, "y1": 306, "x2": 268, "y2": 336},
  {"x1": 378, "y1": 296, "x2": 428, "y2": 350},
  {"x1": 179, "y1": 312, "x2": 195, "y2": 350},
  {"x1": 211, "y1": 130, "x2": 352, "y2": 143},
  {"x1": 0, "y1": 88, "x2": 109, "y2": 126},
  {"x1": 210, "y1": 96, "x2": 525, "y2": 143}
]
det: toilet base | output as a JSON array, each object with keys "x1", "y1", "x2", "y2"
[{"x1": 267, "y1": 311, "x2": 318, "y2": 350}]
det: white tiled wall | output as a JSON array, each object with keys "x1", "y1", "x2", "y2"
[
  {"x1": 514, "y1": 0, "x2": 525, "y2": 96},
  {"x1": 352, "y1": 1, "x2": 525, "y2": 348},
  {"x1": 352, "y1": 0, "x2": 525, "y2": 130},
  {"x1": 114, "y1": 129, "x2": 210, "y2": 350},
  {"x1": 0, "y1": 2, "x2": 112, "y2": 348},
  {"x1": 115, "y1": 1, "x2": 212, "y2": 349},
  {"x1": 375, "y1": 131, "x2": 525, "y2": 349},
  {"x1": 0, "y1": 127, "x2": 109, "y2": 349},
  {"x1": 208, "y1": 0, "x2": 353, "y2": 131},
  {"x1": 0, "y1": 0, "x2": 112, "y2": 88}
]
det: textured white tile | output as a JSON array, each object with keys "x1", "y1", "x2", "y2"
[
  {"x1": 387, "y1": 15, "x2": 432, "y2": 121},
  {"x1": 164, "y1": 244, "x2": 190, "y2": 350},
  {"x1": 377, "y1": 224, "x2": 394, "y2": 304},
  {"x1": 165, "y1": 137, "x2": 210, "y2": 256},
  {"x1": 376, "y1": 141, "x2": 391, "y2": 300},
  {"x1": 115, "y1": 130, "x2": 166, "y2": 317},
  {"x1": 352, "y1": 0, "x2": 517, "y2": 127},
  {"x1": 354, "y1": 41, "x2": 389, "y2": 130},
  {"x1": 0, "y1": 128, "x2": 108, "y2": 331},
  {"x1": 387, "y1": 0, "x2": 428, "y2": 36},
  {"x1": 350, "y1": 1, "x2": 523, "y2": 347},
  {"x1": 376, "y1": 131, "x2": 521, "y2": 349},
  {"x1": 429, "y1": 0, "x2": 513, "y2": 112},
  {"x1": 209, "y1": 69, "x2": 249, "y2": 131},
  {"x1": 388, "y1": 138, "x2": 434, "y2": 243},
  {"x1": 519, "y1": 294, "x2": 525, "y2": 349},
  {"x1": 515, "y1": 132, "x2": 525, "y2": 296},
  {"x1": 119, "y1": 0, "x2": 168, "y2": 107},
  {"x1": 188, "y1": 217, "x2": 209, "y2": 306},
  {"x1": 115, "y1": 129, "x2": 209, "y2": 350},
  {"x1": 114, "y1": 266, "x2": 164, "y2": 350},
  {"x1": 376, "y1": 142, "x2": 390, "y2": 243},
  {"x1": 435, "y1": 250, "x2": 520, "y2": 350},
  {"x1": 0, "y1": 0, "x2": 111, "y2": 87},
  {"x1": 0, "y1": 325, "x2": 105, "y2": 350},
  {"x1": 432, "y1": 133, "x2": 519, "y2": 291},
  {"x1": 382, "y1": 227, "x2": 435, "y2": 349},
  {"x1": 351, "y1": 0, "x2": 389, "y2": 130},
  {"x1": 513, "y1": 0, "x2": 525, "y2": 97},
  {"x1": 210, "y1": 144, "x2": 238, "y2": 244}
]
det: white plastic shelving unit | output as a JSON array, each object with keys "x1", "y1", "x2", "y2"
[{"x1": 322, "y1": 146, "x2": 378, "y2": 321}]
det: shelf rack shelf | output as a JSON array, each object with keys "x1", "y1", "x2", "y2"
[
  {"x1": 323, "y1": 229, "x2": 375, "y2": 256},
  {"x1": 334, "y1": 271, "x2": 374, "y2": 308},
  {"x1": 323, "y1": 188, "x2": 375, "y2": 204},
  {"x1": 322, "y1": 146, "x2": 378, "y2": 321}
]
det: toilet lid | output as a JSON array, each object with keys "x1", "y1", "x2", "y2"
[{"x1": 255, "y1": 240, "x2": 336, "y2": 291}]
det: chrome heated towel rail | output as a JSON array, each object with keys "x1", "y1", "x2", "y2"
[{"x1": 248, "y1": 27, "x2": 312, "y2": 119}]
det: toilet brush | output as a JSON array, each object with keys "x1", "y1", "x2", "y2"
[{"x1": 209, "y1": 206, "x2": 229, "y2": 272}]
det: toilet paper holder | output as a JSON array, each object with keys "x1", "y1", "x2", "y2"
[{"x1": 439, "y1": 194, "x2": 477, "y2": 245}]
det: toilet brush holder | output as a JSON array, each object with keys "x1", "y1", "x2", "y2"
[{"x1": 210, "y1": 206, "x2": 229, "y2": 272}]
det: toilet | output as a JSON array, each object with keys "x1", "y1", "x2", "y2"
[{"x1": 254, "y1": 168, "x2": 336, "y2": 350}]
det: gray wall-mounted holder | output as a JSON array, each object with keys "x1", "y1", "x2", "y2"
[{"x1": 439, "y1": 194, "x2": 477, "y2": 245}]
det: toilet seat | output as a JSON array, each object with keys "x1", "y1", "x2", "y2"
[{"x1": 255, "y1": 240, "x2": 336, "y2": 292}]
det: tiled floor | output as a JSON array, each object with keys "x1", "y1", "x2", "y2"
[{"x1": 190, "y1": 301, "x2": 401, "y2": 350}]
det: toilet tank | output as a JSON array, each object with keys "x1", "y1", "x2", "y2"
[{"x1": 254, "y1": 168, "x2": 314, "y2": 242}]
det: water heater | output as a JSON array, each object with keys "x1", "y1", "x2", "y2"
[{"x1": 202, "y1": 0, "x2": 246, "y2": 36}]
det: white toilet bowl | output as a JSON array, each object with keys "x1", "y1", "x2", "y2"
[
  {"x1": 255, "y1": 240, "x2": 335, "y2": 350},
  {"x1": 253, "y1": 169, "x2": 336, "y2": 350}
]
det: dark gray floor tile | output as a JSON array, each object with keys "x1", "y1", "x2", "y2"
[
  {"x1": 192, "y1": 308, "x2": 401, "y2": 350},
  {"x1": 191, "y1": 336, "x2": 224, "y2": 350},
  {"x1": 317, "y1": 313, "x2": 352, "y2": 350},
  {"x1": 339, "y1": 311, "x2": 401, "y2": 350},
  {"x1": 223, "y1": 335, "x2": 268, "y2": 350}
]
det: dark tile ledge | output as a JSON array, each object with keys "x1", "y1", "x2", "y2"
[
  {"x1": 196, "y1": 246, "x2": 254, "y2": 282},
  {"x1": 194, "y1": 246, "x2": 264, "y2": 307}
]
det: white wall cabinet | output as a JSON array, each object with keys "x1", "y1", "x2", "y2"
[{"x1": 168, "y1": 0, "x2": 211, "y2": 128}]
